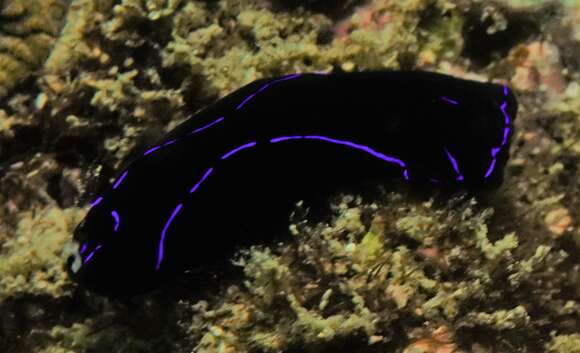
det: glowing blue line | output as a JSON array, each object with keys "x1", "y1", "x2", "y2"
[
  {"x1": 440, "y1": 97, "x2": 459, "y2": 105},
  {"x1": 269, "y1": 134, "x2": 407, "y2": 178},
  {"x1": 84, "y1": 251, "x2": 95, "y2": 264},
  {"x1": 144, "y1": 146, "x2": 161, "y2": 156},
  {"x1": 221, "y1": 142, "x2": 257, "y2": 160},
  {"x1": 90, "y1": 196, "x2": 103, "y2": 208},
  {"x1": 156, "y1": 203, "x2": 183, "y2": 270},
  {"x1": 188, "y1": 117, "x2": 225, "y2": 135},
  {"x1": 485, "y1": 157, "x2": 497, "y2": 176},
  {"x1": 444, "y1": 148, "x2": 464, "y2": 181},
  {"x1": 484, "y1": 158, "x2": 497, "y2": 178},
  {"x1": 270, "y1": 136, "x2": 304, "y2": 143},
  {"x1": 501, "y1": 126, "x2": 510, "y2": 146},
  {"x1": 112, "y1": 171, "x2": 128, "y2": 189},
  {"x1": 144, "y1": 117, "x2": 224, "y2": 157},
  {"x1": 163, "y1": 139, "x2": 178, "y2": 146},
  {"x1": 302, "y1": 135, "x2": 406, "y2": 167},
  {"x1": 111, "y1": 210, "x2": 120, "y2": 232},
  {"x1": 83, "y1": 245, "x2": 102, "y2": 264},
  {"x1": 190, "y1": 167, "x2": 214, "y2": 194},
  {"x1": 277, "y1": 73, "x2": 302, "y2": 82},
  {"x1": 261, "y1": 74, "x2": 302, "y2": 94},
  {"x1": 484, "y1": 85, "x2": 512, "y2": 179},
  {"x1": 501, "y1": 101, "x2": 509, "y2": 124},
  {"x1": 236, "y1": 93, "x2": 256, "y2": 110},
  {"x1": 256, "y1": 81, "x2": 276, "y2": 93},
  {"x1": 236, "y1": 74, "x2": 302, "y2": 110}
]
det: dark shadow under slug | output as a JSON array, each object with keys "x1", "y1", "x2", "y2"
[{"x1": 66, "y1": 70, "x2": 518, "y2": 297}]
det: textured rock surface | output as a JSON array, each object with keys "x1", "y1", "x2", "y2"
[
  {"x1": 0, "y1": 0, "x2": 70, "y2": 98},
  {"x1": 0, "y1": 0, "x2": 578, "y2": 353}
]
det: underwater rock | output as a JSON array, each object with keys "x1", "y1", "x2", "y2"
[
  {"x1": 0, "y1": 0, "x2": 70, "y2": 99},
  {"x1": 0, "y1": 206, "x2": 84, "y2": 302},
  {"x1": 0, "y1": 1, "x2": 578, "y2": 353},
  {"x1": 184, "y1": 194, "x2": 575, "y2": 353}
]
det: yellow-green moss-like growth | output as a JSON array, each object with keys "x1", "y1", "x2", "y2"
[
  {"x1": 548, "y1": 334, "x2": 580, "y2": 353},
  {"x1": 185, "y1": 193, "x2": 575, "y2": 353},
  {"x1": 0, "y1": 206, "x2": 85, "y2": 302},
  {"x1": 0, "y1": 0, "x2": 70, "y2": 98}
]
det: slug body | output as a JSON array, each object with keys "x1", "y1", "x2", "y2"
[{"x1": 67, "y1": 71, "x2": 518, "y2": 297}]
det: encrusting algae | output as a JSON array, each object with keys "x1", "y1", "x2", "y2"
[
  {"x1": 0, "y1": 0, "x2": 579, "y2": 352},
  {"x1": 0, "y1": 206, "x2": 84, "y2": 302},
  {"x1": 182, "y1": 193, "x2": 577, "y2": 353},
  {"x1": 0, "y1": 0, "x2": 70, "y2": 98}
]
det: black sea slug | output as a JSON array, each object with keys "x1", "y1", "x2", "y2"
[{"x1": 65, "y1": 71, "x2": 518, "y2": 297}]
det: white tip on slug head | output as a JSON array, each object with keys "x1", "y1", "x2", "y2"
[{"x1": 63, "y1": 240, "x2": 82, "y2": 274}]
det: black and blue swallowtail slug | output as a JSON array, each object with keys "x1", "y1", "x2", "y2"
[{"x1": 66, "y1": 71, "x2": 518, "y2": 297}]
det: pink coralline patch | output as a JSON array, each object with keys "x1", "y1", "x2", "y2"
[
  {"x1": 403, "y1": 326, "x2": 461, "y2": 353},
  {"x1": 334, "y1": 1, "x2": 393, "y2": 40},
  {"x1": 417, "y1": 247, "x2": 450, "y2": 269},
  {"x1": 510, "y1": 41, "x2": 565, "y2": 99}
]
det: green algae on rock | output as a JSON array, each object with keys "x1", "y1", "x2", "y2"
[
  {"x1": 0, "y1": 0, "x2": 578, "y2": 352},
  {"x1": 0, "y1": 0, "x2": 70, "y2": 99},
  {"x1": 183, "y1": 193, "x2": 575, "y2": 353},
  {"x1": 0, "y1": 206, "x2": 85, "y2": 302},
  {"x1": 548, "y1": 333, "x2": 580, "y2": 353}
]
